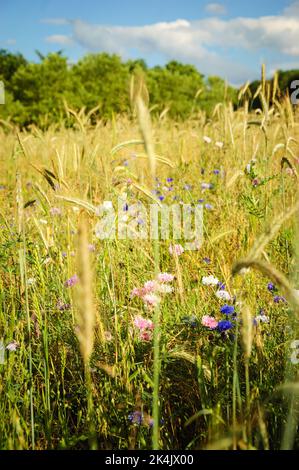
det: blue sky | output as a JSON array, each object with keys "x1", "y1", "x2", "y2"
[{"x1": 1, "y1": 0, "x2": 299, "y2": 84}]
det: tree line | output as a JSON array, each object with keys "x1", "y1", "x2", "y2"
[{"x1": 0, "y1": 49, "x2": 297, "y2": 128}]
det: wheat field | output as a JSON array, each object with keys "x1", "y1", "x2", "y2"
[{"x1": 0, "y1": 88, "x2": 299, "y2": 450}]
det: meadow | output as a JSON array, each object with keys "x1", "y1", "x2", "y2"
[{"x1": 0, "y1": 84, "x2": 299, "y2": 450}]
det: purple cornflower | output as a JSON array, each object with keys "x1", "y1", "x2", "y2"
[
  {"x1": 267, "y1": 282, "x2": 276, "y2": 292},
  {"x1": 123, "y1": 203, "x2": 129, "y2": 211},
  {"x1": 158, "y1": 195, "x2": 165, "y2": 202},
  {"x1": 220, "y1": 305, "x2": 235, "y2": 315},
  {"x1": 128, "y1": 411, "x2": 143, "y2": 425},
  {"x1": 217, "y1": 282, "x2": 225, "y2": 290},
  {"x1": 205, "y1": 204, "x2": 213, "y2": 210},
  {"x1": 166, "y1": 178, "x2": 174, "y2": 183},
  {"x1": 218, "y1": 320, "x2": 233, "y2": 332},
  {"x1": 203, "y1": 257, "x2": 211, "y2": 264},
  {"x1": 198, "y1": 199, "x2": 205, "y2": 203},
  {"x1": 213, "y1": 169, "x2": 220, "y2": 175},
  {"x1": 184, "y1": 184, "x2": 192, "y2": 190},
  {"x1": 64, "y1": 274, "x2": 79, "y2": 288}
]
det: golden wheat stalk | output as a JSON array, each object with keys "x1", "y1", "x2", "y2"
[{"x1": 75, "y1": 217, "x2": 96, "y2": 364}]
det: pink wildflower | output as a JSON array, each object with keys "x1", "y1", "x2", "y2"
[
  {"x1": 201, "y1": 315, "x2": 218, "y2": 329},
  {"x1": 134, "y1": 316, "x2": 154, "y2": 331},
  {"x1": 143, "y1": 280, "x2": 159, "y2": 293},
  {"x1": 169, "y1": 244, "x2": 184, "y2": 256},
  {"x1": 131, "y1": 287, "x2": 143, "y2": 298},
  {"x1": 142, "y1": 293, "x2": 160, "y2": 308},
  {"x1": 157, "y1": 273, "x2": 174, "y2": 283},
  {"x1": 139, "y1": 331, "x2": 153, "y2": 341}
]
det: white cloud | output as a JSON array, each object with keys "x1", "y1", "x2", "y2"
[
  {"x1": 205, "y1": 3, "x2": 227, "y2": 16},
  {"x1": 45, "y1": 35, "x2": 73, "y2": 46},
  {"x1": 283, "y1": 0, "x2": 299, "y2": 17},
  {"x1": 43, "y1": 2, "x2": 299, "y2": 83}
]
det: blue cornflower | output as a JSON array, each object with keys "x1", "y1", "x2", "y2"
[
  {"x1": 158, "y1": 195, "x2": 165, "y2": 202},
  {"x1": 218, "y1": 320, "x2": 233, "y2": 332},
  {"x1": 220, "y1": 305, "x2": 235, "y2": 315},
  {"x1": 166, "y1": 178, "x2": 174, "y2": 183},
  {"x1": 217, "y1": 282, "x2": 225, "y2": 290}
]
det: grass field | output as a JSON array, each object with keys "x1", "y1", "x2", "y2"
[{"x1": 1, "y1": 90, "x2": 299, "y2": 450}]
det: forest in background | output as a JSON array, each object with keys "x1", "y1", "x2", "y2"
[{"x1": 0, "y1": 49, "x2": 298, "y2": 127}]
